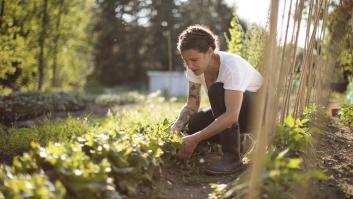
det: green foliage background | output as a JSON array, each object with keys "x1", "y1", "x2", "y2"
[
  {"x1": 225, "y1": 12, "x2": 267, "y2": 69},
  {"x1": 0, "y1": 0, "x2": 93, "y2": 94}
]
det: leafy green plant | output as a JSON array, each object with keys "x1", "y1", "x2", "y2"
[
  {"x1": 338, "y1": 104, "x2": 353, "y2": 129},
  {"x1": 0, "y1": 117, "x2": 182, "y2": 198},
  {"x1": 0, "y1": 165, "x2": 66, "y2": 199},
  {"x1": 10, "y1": 142, "x2": 121, "y2": 199},
  {"x1": 272, "y1": 114, "x2": 311, "y2": 155}
]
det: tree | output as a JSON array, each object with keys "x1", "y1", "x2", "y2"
[
  {"x1": 326, "y1": 0, "x2": 353, "y2": 82},
  {"x1": 243, "y1": 24, "x2": 267, "y2": 69},
  {"x1": 51, "y1": 0, "x2": 65, "y2": 87},
  {"x1": 0, "y1": 0, "x2": 39, "y2": 94},
  {"x1": 145, "y1": 0, "x2": 180, "y2": 71},
  {"x1": 178, "y1": 0, "x2": 234, "y2": 51},
  {"x1": 226, "y1": 13, "x2": 267, "y2": 69},
  {"x1": 91, "y1": 0, "x2": 234, "y2": 85},
  {"x1": 37, "y1": 0, "x2": 49, "y2": 90},
  {"x1": 0, "y1": 0, "x2": 93, "y2": 94},
  {"x1": 45, "y1": 0, "x2": 94, "y2": 90},
  {"x1": 226, "y1": 12, "x2": 245, "y2": 57},
  {"x1": 93, "y1": 0, "x2": 150, "y2": 85}
]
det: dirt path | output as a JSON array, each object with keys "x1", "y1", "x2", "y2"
[
  {"x1": 312, "y1": 118, "x2": 353, "y2": 199},
  {"x1": 135, "y1": 149, "x2": 246, "y2": 199}
]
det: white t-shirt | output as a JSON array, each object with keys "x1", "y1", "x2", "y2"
[{"x1": 185, "y1": 51, "x2": 263, "y2": 92}]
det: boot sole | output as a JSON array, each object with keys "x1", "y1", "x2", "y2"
[{"x1": 205, "y1": 163, "x2": 247, "y2": 175}]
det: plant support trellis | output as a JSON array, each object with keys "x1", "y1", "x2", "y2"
[{"x1": 244, "y1": 0, "x2": 345, "y2": 198}]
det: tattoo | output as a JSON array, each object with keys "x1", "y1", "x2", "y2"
[
  {"x1": 190, "y1": 84, "x2": 197, "y2": 91},
  {"x1": 189, "y1": 83, "x2": 201, "y2": 107},
  {"x1": 189, "y1": 94, "x2": 198, "y2": 99},
  {"x1": 174, "y1": 106, "x2": 195, "y2": 131},
  {"x1": 172, "y1": 82, "x2": 201, "y2": 132},
  {"x1": 196, "y1": 94, "x2": 200, "y2": 107}
]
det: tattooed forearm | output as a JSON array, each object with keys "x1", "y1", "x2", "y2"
[
  {"x1": 171, "y1": 105, "x2": 196, "y2": 132},
  {"x1": 171, "y1": 82, "x2": 201, "y2": 132},
  {"x1": 188, "y1": 83, "x2": 201, "y2": 108}
]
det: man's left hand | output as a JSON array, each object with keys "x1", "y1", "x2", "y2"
[{"x1": 176, "y1": 134, "x2": 200, "y2": 160}]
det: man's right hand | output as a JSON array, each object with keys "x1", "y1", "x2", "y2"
[{"x1": 170, "y1": 124, "x2": 181, "y2": 133}]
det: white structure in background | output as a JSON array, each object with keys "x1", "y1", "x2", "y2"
[{"x1": 147, "y1": 71, "x2": 188, "y2": 96}]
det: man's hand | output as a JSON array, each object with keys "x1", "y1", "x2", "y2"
[
  {"x1": 176, "y1": 134, "x2": 200, "y2": 160},
  {"x1": 170, "y1": 125, "x2": 181, "y2": 133}
]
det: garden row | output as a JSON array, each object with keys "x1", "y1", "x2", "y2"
[
  {"x1": 210, "y1": 104, "x2": 353, "y2": 198},
  {"x1": 0, "y1": 91, "x2": 148, "y2": 125},
  {"x1": 0, "y1": 118, "x2": 182, "y2": 198}
]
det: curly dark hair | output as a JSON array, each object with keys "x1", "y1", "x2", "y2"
[{"x1": 177, "y1": 24, "x2": 219, "y2": 53}]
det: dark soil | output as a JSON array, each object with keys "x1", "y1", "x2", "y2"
[
  {"x1": 134, "y1": 148, "x2": 247, "y2": 199},
  {"x1": 310, "y1": 118, "x2": 353, "y2": 199}
]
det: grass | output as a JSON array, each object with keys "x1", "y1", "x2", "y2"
[{"x1": 0, "y1": 117, "x2": 92, "y2": 156}]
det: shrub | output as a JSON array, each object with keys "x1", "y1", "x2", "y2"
[{"x1": 0, "y1": 92, "x2": 91, "y2": 125}]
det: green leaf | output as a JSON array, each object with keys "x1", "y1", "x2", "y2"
[
  {"x1": 309, "y1": 170, "x2": 328, "y2": 180},
  {"x1": 277, "y1": 148, "x2": 289, "y2": 159},
  {"x1": 287, "y1": 158, "x2": 302, "y2": 169},
  {"x1": 285, "y1": 114, "x2": 295, "y2": 127}
]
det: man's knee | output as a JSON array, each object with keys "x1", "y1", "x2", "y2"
[
  {"x1": 188, "y1": 110, "x2": 213, "y2": 134},
  {"x1": 188, "y1": 115, "x2": 199, "y2": 134}
]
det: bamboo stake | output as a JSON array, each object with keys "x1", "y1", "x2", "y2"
[
  {"x1": 306, "y1": 0, "x2": 329, "y2": 107},
  {"x1": 281, "y1": 0, "x2": 301, "y2": 122},
  {"x1": 284, "y1": 0, "x2": 304, "y2": 116},
  {"x1": 246, "y1": 1, "x2": 279, "y2": 199},
  {"x1": 279, "y1": 0, "x2": 295, "y2": 124},
  {"x1": 313, "y1": 0, "x2": 330, "y2": 103},
  {"x1": 294, "y1": 0, "x2": 323, "y2": 118},
  {"x1": 293, "y1": 0, "x2": 317, "y2": 117},
  {"x1": 236, "y1": 0, "x2": 334, "y2": 198}
]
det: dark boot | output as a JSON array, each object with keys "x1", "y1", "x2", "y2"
[
  {"x1": 206, "y1": 83, "x2": 245, "y2": 175},
  {"x1": 205, "y1": 152, "x2": 244, "y2": 175},
  {"x1": 205, "y1": 124, "x2": 245, "y2": 175}
]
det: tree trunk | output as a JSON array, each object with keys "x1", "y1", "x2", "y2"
[
  {"x1": 38, "y1": 0, "x2": 49, "y2": 91},
  {"x1": 52, "y1": 0, "x2": 64, "y2": 87},
  {"x1": 0, "y1": 0, "x2": 5, "y2": 27}
]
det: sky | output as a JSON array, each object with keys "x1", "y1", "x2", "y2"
[{"x1": 226, "y1": 0, "x2": 271, "y2": 26}]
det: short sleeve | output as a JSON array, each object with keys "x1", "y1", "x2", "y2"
[
  {"x1": 222, "y1": 67, "x2": 249, "y2": 92},
  {"x1": 185, "y1": 68, "x2": 202, "y2": 84}
]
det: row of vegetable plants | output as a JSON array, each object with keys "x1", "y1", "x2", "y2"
[
  {"x1": 0, "y1": 118, "x2": 182, "y2": 198},
  {"x1": 0, "y1": 97, "x2": 185, "y2": 198}
]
